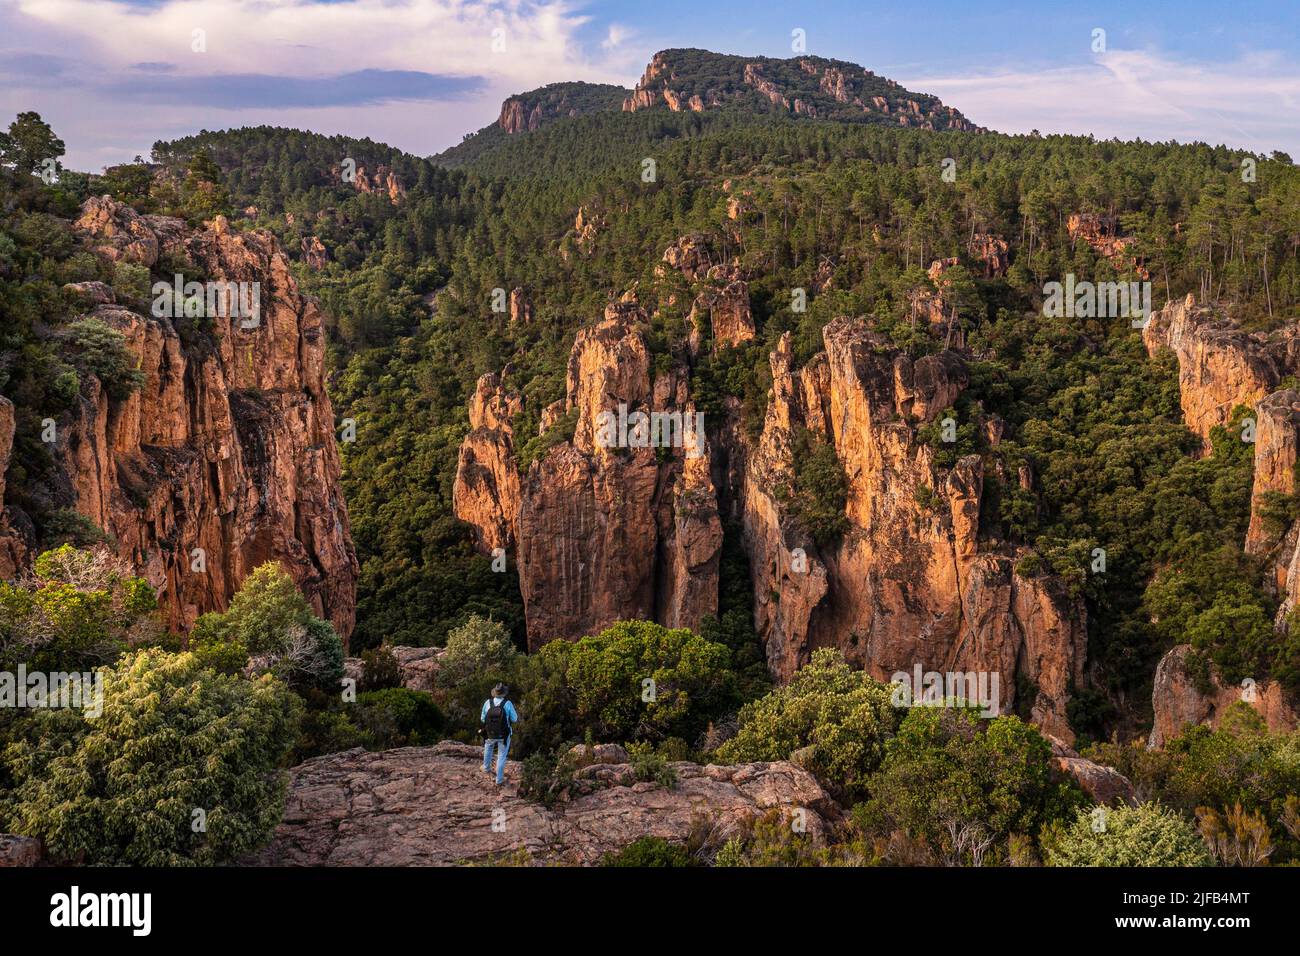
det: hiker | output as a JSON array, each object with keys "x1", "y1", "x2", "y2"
[{"x1": 480, "y1": 682, "x2": 518, "y2": 785}]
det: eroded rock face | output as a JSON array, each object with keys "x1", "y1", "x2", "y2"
[
  {"x1": 741, "y1": 319, "x2": 1086, "y2": 740},
  {"x1": 1142, "y1": 294, "x2": 1286, "y2": 447},
  {"x1": 1143, "y1": 297, "x2": 1300, "y2": 616},
  {"x1": 1148, "y1": 644, "x2": 1298, "y2": 748},
  {"x1": 247, "y1": 741, "x2": 836, "y2": 866},
  {"x1": 1047, "y1": 737, "x2": 1137, "y2": 807},
  {"x1": 18, "y1": 197, "x2": 360, "y2": 640},
  {"x1": 352, "y1": 164, "x2": 405, "y2": 203},
  {"x1": 300, "y1": 236, "x2": 330, "y2": 271},
  {"x1": 0, "y1": 834, "x2": 43, "y2": 867},
  {"x1": 452, "y1": 373, "x2": 522, "y2": 555},
  {"x1": 967, "y1": 233, "x2": 1010, "y2": 278},
  {"x1": 1067, "y1": 213, "x2": 1148, "y2": 278},
  {"x1": 0, "y1": 397, "x2": 28, "y2": 581},
  {"x1": 454, "y1": 304, "x2": 721, "y2": 648}
]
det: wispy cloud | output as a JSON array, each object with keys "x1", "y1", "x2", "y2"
[
  {"x1": 104, "y1": 69, "x2": 484, "y2": 109},
  {"x1": 1, "y1": 0, "x2": 640, "y2": 168},
  {"x1": 907, "y1": 48, "x2": 1300, "y2": 156}
]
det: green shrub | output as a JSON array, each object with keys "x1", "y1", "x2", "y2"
[
  {"x1": 60, "y1": 317, "x2": 145, "y2": 400},
  {"x1": 785, "y1": 429, "x2": 850, "y2": 547},
  {"x1": 360, "y1": 646, "x2": 401, "y2": 691},
  {"x1": 438, "y1": 614, "x2": 519, "y2": 688},
  {"x1": 713, "y1": 809, "x2": 827, "y2": 867},
  {"x1": 716, "y1": 648, "x2": 897, "y2": 801},
  {"x1": 858, "y1": 707, "x2": 1084, "y2": 863},
  {"x1": 189, "y1": 563, "x2": 343, "y2": 691},
  {"x1": 601, "y1": 836, "x2": 693, "y2": 867},
  {"x1": 0, "y1": 650, "x2": 300, "y2": 865},
  {"x1": 0, "y1": 544, "x2": 156, "y2": 671},
  {"x1": 1045, "y1": 803, "x2": 1213, "y2": 867},
  {"x1": 523, "y1": 620, "x2": 737, "y2": 751},
  {"x1": 626, "y1": 740, "x2": 678, "y2": 789},
  {"x1": 354, "y1": 687, "x2": 444, "y2": 746}
]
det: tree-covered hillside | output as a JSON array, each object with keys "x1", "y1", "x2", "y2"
[{"x1": 32, "y1": 49, "x2": 1300, "y2": 737}]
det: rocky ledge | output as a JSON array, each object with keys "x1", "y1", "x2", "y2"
[{"x1": 247, "y1": 741, "x2": 837, "y2": 866}]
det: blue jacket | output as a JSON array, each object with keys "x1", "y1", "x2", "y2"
[{"x1": 480, "y1": 697, "x2": 518, "y2": 737}]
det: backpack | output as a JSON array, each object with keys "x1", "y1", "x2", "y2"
[{"x1": 483, "y1": 697, "x2": 511, "y2": 739}]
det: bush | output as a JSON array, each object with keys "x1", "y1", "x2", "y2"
[
  {"x1": 0, "y1": 650, "x2": 300, "y2": 865},
  {"x1": 716, "y1": 648, "x2": 897, "y2": 801},
  {"x1": 784, "y1": 429, "x2": 850, "y2": 547},
  {"x1": 60, "y1": 317, "x2": 145, "y2": 400},
  {"x1": 626, "y1": 740, "x2": 678, "y2": 789},
  {"x1": 1046, "y1": 803, "x2": 1213, "y2": 867},
  {"x1": 523, "y1": 620, "x2": 737, "y2": 750},
  {"x1": 190, "y1": 563, "x2": 343, "y2": 691},
  {"x1": 713, "y1": 809, "x2": 829, "y2": 867},
  {"x1": 0, "y1": 544, "x2": 156, "y2": 671},
  {"x1": 360, "y1": 646, "x2": 401, "y2": 691},
  {"x1": 858, "y1": 707, "x2": 1084, "y2": 864},
  {"x1": 353, "y1": 688, "x2": 444, "y2": 746},
  {"x1": 601, "y1": 836, "x2": 693, "y2": 867},
  {"x1": 438, "y1": 614, "x2": 519, "y2": 688}
]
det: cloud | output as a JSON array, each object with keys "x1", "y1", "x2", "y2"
[
  {"x1": 905, "y1": 48, "x2": 1300, "y2": 157},
  {"x1": 602, "y1": 23, "x2": 632, "y2": 52},
  {"x1": 105, "y1": 68, "x2": 485, "y2": 108},
  {"x1": 1, "y1": 0, "x2": 644, "y2": 169}
]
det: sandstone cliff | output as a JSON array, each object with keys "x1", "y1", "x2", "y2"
[
  {"x1": 0, "y1": 397, "x2": 28, "y2": 580},
  {"x1": 1142, "y1": 294, "x2": 1289, "y2": 447},
  {"x1": 1144, "y1": 295, "x2": 1300, "y2": 624},
  {"x1": 454, "y1": 302, "x2": 721, "y2": 648},
  {"x1": 0, "y1": 197, "x2": 359, "y2": 640},
  {"x1": 248, "y1": 741, "x2": 835, "y2": 865},
  {"x1": 621, "y1": 50, "x2": 979, "y2": 132},
  {"x1": 1148, "y1": 644, "x2": 1299, "y2": 747},
  {"x1": 740, "y1": 319, "x2": 1086, "y2": 739}
]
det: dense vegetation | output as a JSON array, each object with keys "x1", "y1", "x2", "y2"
[
  {"x1": 135, "y1": 97, "x2": 1300, "y2": 735},
  {"x1": 5, "y1": 40, "x2": 1300, "y2": 866}
]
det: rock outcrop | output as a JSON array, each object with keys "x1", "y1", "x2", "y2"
[
  {"x1": 0, "y1": 397, "x2": 29, "y2": 580},
  {"x1": 351, "y1": 164, "x2": 405, "y2": 203},
  {"x1": 455, "y1": 303, "x2": 721, "y2": 648},
  {"x1": 300, "y1": 236, "x2": 330, "y2": 270},
  {"x1": 1142, "y1": 294, "x2": 1288, "y2": 447},
  {"x1": 1148, "y1": 644, "x2": 1298, "y2": 747},
  {"x1": 1143, "y1": 296, "x2": 1300, "y2": 616},
  {"x1": 248, "y1": 741, "x2": 836, "y2": 866},
  {"x1": 622, "y1": 50, "x2": 979, "y2": 132},
  {"x1": 741, "y1": 319, "x2": 1086, "y2": 739},
  {"x1": 690, "y1": 266, "x2": 755, "y2": 348},
  {"x1": 967, "y1": 233, "x2": 1010, "y2": 278},
  {"x1": 0, "y1": 834, "x2": 43, "y2": 867},
  {"x1": 342, "y1": 645, "x2": 443, "y2": 694},
  {"x1": 452, "y1": 373, "x2": 522, "y2": 555},
  {"x1": 8, "y1": 197, "x2": 360, "y2": 640},
  {"x1": 1067, "y1": 213, "x2": 1148, "y2": 278},
  {"x1": 1047, "y1": 737, "x2": 1137, "y2": 806}
]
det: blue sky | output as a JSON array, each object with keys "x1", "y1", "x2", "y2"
[{"x1": 2, "y1": 0, "x2": 1297, "y2": 170}]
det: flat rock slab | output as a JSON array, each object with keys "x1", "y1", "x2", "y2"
[{"x1": 247, "y1": 741, "x2": 836, "y2": 866}]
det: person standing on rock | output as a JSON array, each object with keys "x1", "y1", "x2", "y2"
[{"x1": 480, "y1": 683, "x2": 518, "y2": 786}]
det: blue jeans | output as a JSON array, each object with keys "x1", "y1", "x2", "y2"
[{"x1": 483, "y1": 736, "x2": 510, "y2": 784}]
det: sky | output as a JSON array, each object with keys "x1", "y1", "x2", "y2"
[{"x1": 1, "y1": 0, "x2": 1297, "y2": 172}]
